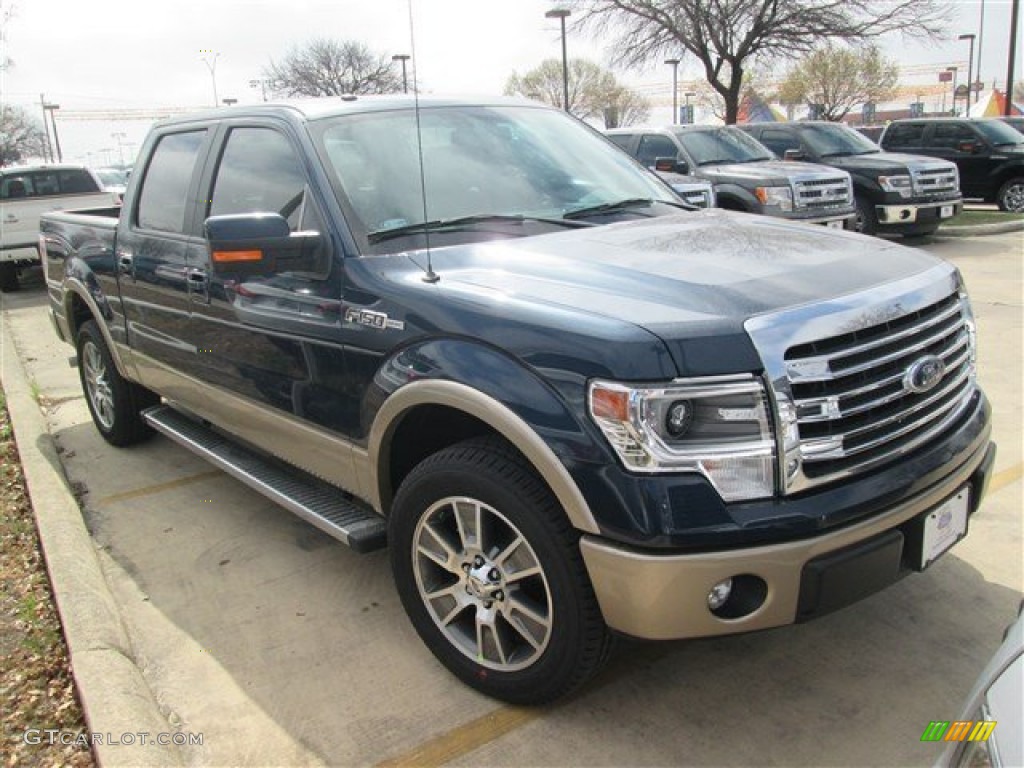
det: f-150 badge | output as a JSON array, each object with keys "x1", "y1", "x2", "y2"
[{"x1": 344, "y1": 307, "x2": 405, "y2": 331}]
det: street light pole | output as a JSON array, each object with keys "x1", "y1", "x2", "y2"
[
  {"x1": 201, "y1": 51, "x2": 220, "y2": 107},
  {"x1": 545, "y1": 8, "x2": 571, "y2": 112},
  {"x1": 977, "y1": 0, "x2": 986, "y2": 105},
  {"x1": 958, "y1": 33, "x2": 976, "y2": 112},
  {"x1": 392, "y1": 54, "x2": 411, "y2": 93},
  {"x1": 665, "y1": 58, "x2": 680, "y2": 124},
  {"x1": 1007, "y1": 0, "x2": 1020, "y2": 117}
]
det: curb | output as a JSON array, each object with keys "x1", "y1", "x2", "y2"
[
  {"x1": 937, "y1": 219, "x2": 1024, "y2": 237},
  {"x1": 1, "y1": 315, "x2": 182, "y2": 767}
]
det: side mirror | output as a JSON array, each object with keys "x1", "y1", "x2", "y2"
[
  {"x1": 783, "y1": 148, "x2": 805, "y2": 161},
  {"x1": 654, "y1": 156, "x2": 689, "y2": 175},
  {"x1": 204, "y1": 213, "x2": 321, "y2": 275}
]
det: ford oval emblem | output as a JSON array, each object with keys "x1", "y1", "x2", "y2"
[{"x1": 904, "y1": 355, "x2": 946, "y2": 395}]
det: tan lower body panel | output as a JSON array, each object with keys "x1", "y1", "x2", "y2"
[{"x1": 580, "y1": 470, "x2": 976, "y2": 640}]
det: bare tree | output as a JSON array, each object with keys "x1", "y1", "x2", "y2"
[
  {"x1": 265, "y1": 39, "x2": 403, "y2": 97},
  {"x1": 572, "y1": 0, "x2": 951, "y2": 124},
  {"x1": 1, "y1": 1, "x2": 16, "y2": 71},
  {"x1": 0, "y1": 105, "x2": 46, "y2": 167},
  {"x1": 505, "y1": 58, "x2": 649, "y2": 127},
  {"x1": 777, "y1": 45, "x2": 898, "y2": 121}
]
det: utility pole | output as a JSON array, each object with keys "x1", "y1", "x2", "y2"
[
  {"x1": 43, "y1": 100, "x2": 62, "y2": 162},
  {"x1": 1007, "y1": 0, "x2": 1020, "y2": 116},
  {"x1": 39, "y1": 93, "x2": 54, "y2": 163}
]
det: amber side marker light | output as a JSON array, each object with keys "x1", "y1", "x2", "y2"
[{"x1": 212, "y1": 250, "x2": 263, "y2": 263}]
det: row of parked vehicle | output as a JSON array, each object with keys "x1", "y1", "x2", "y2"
[
  {"x1": 608, "y1": 116, "x2": 1024, "y2": 237},
  {"x1": 2, "y1": 116, "x2": 1022, "y2": 293}
]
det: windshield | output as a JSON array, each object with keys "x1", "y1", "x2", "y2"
[
  {"x1": 673, "y1": 127, "x2": 773, "y2": 165},
  {"x1": 973, "y1": 120, "x2": 1024, "y2": 146},
  {"x1": 311, "y1": 105, "x2": 677, "y2": 249},
  {"x1": 798, "y1": 124, "x2": 880, "y2": 156}
]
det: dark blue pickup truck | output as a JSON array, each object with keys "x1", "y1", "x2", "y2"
[{"x1": 40, "y1": 96, "x2": 995, "y2": 704}]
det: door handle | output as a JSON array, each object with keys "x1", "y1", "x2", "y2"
[
  {"x1": 187, "y1": 268, "x2": 210, "y2": 304},
  {"x1": 116, "y1": 251, "x2": 135, "y2": 281}
]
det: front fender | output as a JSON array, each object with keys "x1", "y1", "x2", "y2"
[{"x1": 365, "y1": 338, "x2": 610, "y2": 534}]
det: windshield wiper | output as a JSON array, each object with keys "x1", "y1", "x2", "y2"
[
  {"x1": 563, "y1": 197, "x2": 690, "y2": 220},
  {"x1": 368, "y1": 214, "x2": 594, "y2": 243}
]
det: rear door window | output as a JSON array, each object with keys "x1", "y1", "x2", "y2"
[
  {"x1": 932, "y1": 122, "x2": 978, "y2": 149},
  {"x1": 136, "y1": 131, "x2": 207, "y2": 234}
]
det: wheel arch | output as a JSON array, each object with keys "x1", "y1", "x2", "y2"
[
  {"x1": 62, "y1": 279, "x2": 131, "y2": 378},
  {"x1": 369, "y1": 379, "x2": 601, "y2": 535}
]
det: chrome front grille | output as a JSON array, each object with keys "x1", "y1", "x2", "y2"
[
  {"x1": 784, "y1": 292, "x2": 975, "y2": 481},
  {"x1": 794, "y1": 177, "x2": 851, "y2": 210},
  {"x1": 912, "y1": 167, "x2": 959, "y2": 196}
]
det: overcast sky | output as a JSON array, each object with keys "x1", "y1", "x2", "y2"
[{"x1": 1, "y1": 0, "x2": 1019, "y2": 164}]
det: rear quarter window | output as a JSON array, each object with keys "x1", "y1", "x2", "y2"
[{"x1": 0, "y1": 169, "x2": 101, "y2": 199}]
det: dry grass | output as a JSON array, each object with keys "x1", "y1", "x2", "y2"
[{"x1": 0, "y1": 387, "x2": 94, "y2": 767}]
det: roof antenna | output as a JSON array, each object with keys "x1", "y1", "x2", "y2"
[{"x1": 407, "y1": 0, "x2": 439, "y2": 284}]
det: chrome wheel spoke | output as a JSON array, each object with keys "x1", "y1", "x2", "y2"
[
  {"x1": 418, "y1": 521, "x2": 459, "y2": 573},
  {"x1": 412, "y1": 495, "x2": 553, "y2": 672}
]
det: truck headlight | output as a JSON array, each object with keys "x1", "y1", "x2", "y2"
[
  {"x1": 879, "y1": 175, "x2": 913, "y2": 197},
  {"x1": 754, "y1": 186, "x2": 793, "y2": 211},
  {"x1": 588, "y1": 375, "x2": 776, "y2": 501}
]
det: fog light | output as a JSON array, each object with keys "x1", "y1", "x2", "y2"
[{"x1": 707, "y1": 578, "x2": 733, "y2": 611}]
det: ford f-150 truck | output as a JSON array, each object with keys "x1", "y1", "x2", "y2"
[
  {"x1": 606, "y1": 125, "x2": 856, "y2": 228},
  {"x1": 40, "y1": 97, "x2": 995, "y2": 705},
  {"x1": 739, "y1": 122, "x2": 963, "y2": 236}
]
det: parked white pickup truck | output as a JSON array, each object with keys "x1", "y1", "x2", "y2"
[{"x1": 1, "y1": 164, "x2": 118, "y2": 291}]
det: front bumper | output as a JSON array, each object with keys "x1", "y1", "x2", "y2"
[
  {"x1": 876, "y1": 199, "x2": 963, "y2": 230},
  {"x1": 581, "y1": 438, "x2": 995, "y2": 640}
]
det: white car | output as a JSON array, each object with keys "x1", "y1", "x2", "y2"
[{"x1": 1, "y1": 165, "x2": 119, "y2": 292}]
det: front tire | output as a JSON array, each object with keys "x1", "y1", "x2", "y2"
[
  {"x1": 76, "y1": 320, "x2": 158, "y2": 446},
  {"x1": 854, "y1": 195, "x2": 879, "y2": 235},
  {"x1": 997, "y1": 177, "x2": 1024, "y2": 213},
  {"x1": 389, "y1": 437, "x2": 612, "y2": 705}
]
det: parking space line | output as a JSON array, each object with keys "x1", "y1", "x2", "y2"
[
  {"x1": 989, "y1": 462, "x2": 1023, "y2": 495},
  {"x1": 93, "y1": 469, "x2": 224, "y2": 506},
  {"x1": 374, "y1": 706, "x2": 540, "y2": 767}
]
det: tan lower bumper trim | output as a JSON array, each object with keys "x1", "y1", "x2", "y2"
[{"x1": 580, "y1": 471, "x2": 979, "y2": 640}]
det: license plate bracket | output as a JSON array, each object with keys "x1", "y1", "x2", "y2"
[
  {"x1": 826, "y1": 220, "x2": 844, "y2": 229},
  {"x1": 917, "y1": 487, "x2": 969, "y2": 569},
  {"x1": 940, "y1": 205, "x2": 954, "y2": 218}
]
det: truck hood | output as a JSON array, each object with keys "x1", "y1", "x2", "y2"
[
  {"x1": 696, "y1": 159, "x2": 847, "y2": 185},
  {"x1": 825, "y1": 152, "x2": 956, "y2": 174},
  {"x1": 423, "y1": 209, "x2": 943, "y2": 376}
]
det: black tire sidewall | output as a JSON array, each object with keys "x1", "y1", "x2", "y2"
[
  {"x1": 76, "y1": 320, "x2": 153, "y2": 446},
  {"x1": 389, "y1": 444, "x2": 603, "y2": 704},
  {"x1": 997, "y1": 178, "x2": 1024, "y2": 213},
  {"x1": 855, "y1": 195, "x2": 878, "y2": 235}
]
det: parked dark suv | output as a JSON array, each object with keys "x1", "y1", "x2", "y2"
[
  {"x1": 879, "y1": 118, "x2": 1024, "y2": 212},
  {"x1": 740, "y1": 121, "x2": 962, "y2": 237}
]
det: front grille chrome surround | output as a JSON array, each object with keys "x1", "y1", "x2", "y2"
[
  {"x1": 793, "y1": 176, "x2": 852, "y2": 210},
  {"x1": 745, "y1": 265, "x2": 978, "y2": 495}
]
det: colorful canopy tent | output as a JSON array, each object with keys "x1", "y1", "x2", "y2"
[
  {"x1": 967, "y1": 89, "x2": 1024, "y2": 117},
  {"x1": 738, "y1": 91, "x2": 787, "y2": 123}
]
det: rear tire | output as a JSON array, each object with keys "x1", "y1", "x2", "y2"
[
  {"x1": 389, "y1": 437, "x2": 612, "y2": 705},
  {"x1": 0, "y1": 262, "x2": 19, "y2": 293},
  {"x1": 76, "y1": 320, "x2": 158, "y2": 446},
  {"x1": 997, "y1": 177, "x2": 1024, "y2": 213}
]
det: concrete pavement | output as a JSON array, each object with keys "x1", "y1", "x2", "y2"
[{"x1": 1, "y1": 229, "x2": 1021, "y2": 766}]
